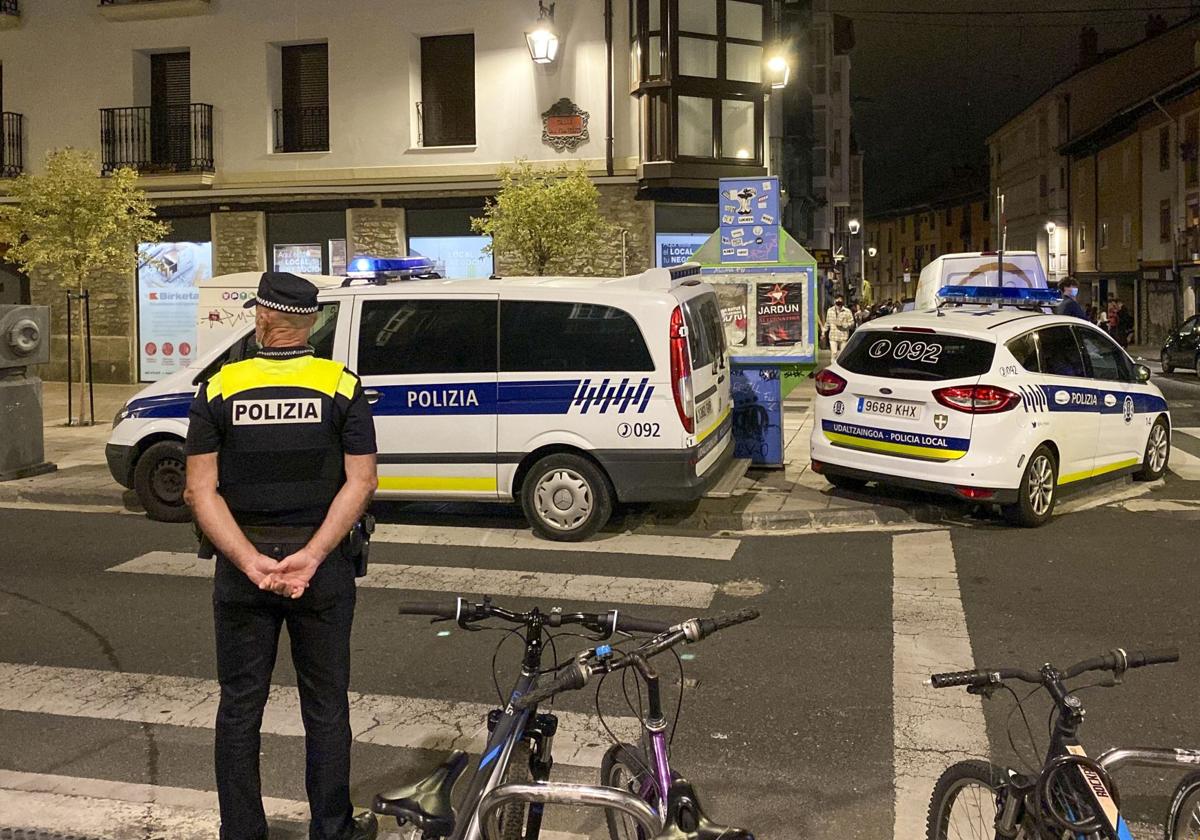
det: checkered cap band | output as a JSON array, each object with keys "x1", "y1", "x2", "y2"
[{"x1": 254, "y1": 295, "x2": 319, "y2": 315}]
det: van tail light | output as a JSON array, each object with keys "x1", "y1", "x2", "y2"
[
  {"x1": 669, "y1": 306, "x2": 694, "y2": 433},
  {"x1": 814, "y1": 368, "x2": 847, "y2": 397},
  {"x1": 933, "y1": 385, "x2": 1021, "y2": 414}
]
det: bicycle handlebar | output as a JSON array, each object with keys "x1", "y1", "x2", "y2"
[
  {"x1": 929, "y1": 647, "x2": 1179, "y2": 690},
  {"x1": 395, "y1": 596, "x2": 675, "y2": 635}
]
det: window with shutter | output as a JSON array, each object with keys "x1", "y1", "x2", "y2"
[
  {"x1": 151, "y1": 52, "x2": 190, "y2": 167},
  {"x1": 278, "y1": 43, "x2": 329, "y2": 152},
  {"x1": 419, "y1": 35, "x2": 476, "y2": 146}
]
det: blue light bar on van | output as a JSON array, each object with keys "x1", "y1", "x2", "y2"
[
  {"x1": 669, "y1": 262, "x2": 702, "y2": 280},
  {"x1": 937, "y1": 285, "x2": 1061, "y2": 306},
  {"x1": 348, "y1": 256, "x2": 435, "y2": 275}
]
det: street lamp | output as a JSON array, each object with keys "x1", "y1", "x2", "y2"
[
  {"x1": 766, "y1": 53, "x2": 791, "y2": 89},
  {"x1": 848, "y1": 218, "x2": 861, "y2": 235},
  {"x1": 1045, "y1": 221, "x2": 1058, "y2": 279},
  {"x1": 868, "y1": 245, "x2": 878, "y2": 258},
  {"x1": 526, "y1": 1, "x2": 559, "y2": 64}
]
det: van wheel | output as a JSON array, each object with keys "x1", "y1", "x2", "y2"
[
  {"x1": 1002, "y1": 445, "x2": 1057, "y2": 527},
  {"x1": 133, "y1": 440, "x2": 192, "y2": 523},
  {"x1": 520, "y1": 453, "x2": 613, "y2": 542}
]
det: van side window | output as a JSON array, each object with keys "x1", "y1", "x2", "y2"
[
  {"x1": 1006, "y1": 332, "x2": 1039, "y2": 372},
  {"x1": 1036, "y1": 325, "x2": 1087, "y2": 378},
  {"x1": 500, "y1": 301, "x2": 654, "y2": 372},
  {"x1": 357, "y1": 299, "x2": 497, "y2": 376}
]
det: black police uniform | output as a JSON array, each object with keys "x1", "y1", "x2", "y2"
[{"x1": 185, "y1": 273, "x2": 377, "y2": 840}]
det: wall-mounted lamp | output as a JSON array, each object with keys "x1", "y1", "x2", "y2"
[
  {"x1": 848, "y1": 218, "x2": 861, "y2": 235},
  {"x1": 766, "y1": 53, "x2": 791, "y2": 89},
  {"x1": 526, "y1": 1, "x2": 559, "y2": 64},
  {"x1": 1045, "y1": 221, "x2": 1057, "y2": 235},
  {"x1": 868, "y1": 245, "x2": 878, "y2": 258}
]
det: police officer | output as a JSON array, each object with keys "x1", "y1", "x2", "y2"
[{"x1": 184, "y1": 272, "x2": 379, "y2": 840}]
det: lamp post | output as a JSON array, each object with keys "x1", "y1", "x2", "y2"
[
  {"x1": 1045, "y1": 220, "x2": 1057, "y2": 283},
  {"x1": 848, "y1": 218, "x2": 864, "y2": 303},
  {"x1": 526, "y1": 1, "x2": 559, "y2": 64}
]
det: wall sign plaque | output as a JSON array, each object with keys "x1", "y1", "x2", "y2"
[{"x1": 541, "y1": 98, "x2": 589, "y2": 152}]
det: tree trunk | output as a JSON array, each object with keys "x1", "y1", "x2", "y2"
[{"x1": 75, "y1": 271, "x2": 90, "y2": 426}]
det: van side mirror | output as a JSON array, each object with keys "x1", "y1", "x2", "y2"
[{"x1": 1135, "y1": 364, "x2": 1152, "y2": 384}]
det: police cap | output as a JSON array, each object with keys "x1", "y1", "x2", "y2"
[{"x1": 244, "y1": 272, "x2": 320, "y2": 315}]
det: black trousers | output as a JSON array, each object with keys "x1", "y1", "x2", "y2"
[{"x1": 213, "y1": 542, "x2": 357, "y2": 840}]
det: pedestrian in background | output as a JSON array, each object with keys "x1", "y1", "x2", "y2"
[
  {"x1": 184, "y1": 272, "x2": 380, "y2": 840},
  {"x1": 1117, "y1": 299, "x2": 1134, "y2": 347},
  {"x1": 1107, "y1": 297, "x2": 1120, "y2": 336},
  {"x1": 824, "y1": 295, "x2": 855, "y2": 359},
  {"x1": 1055, "y1": 277, "x2": 1088, "y2": 320}
]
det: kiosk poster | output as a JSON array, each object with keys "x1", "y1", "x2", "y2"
[
  {"x1": 137, "y1": 241, "x2": 213, "y2": 381},
  {"x1": 718, "y1": 176, "x2": 780, "y2": 264},
  {"x1": 715, "y1": 284, "x2": 748, "y2": 347},
  {"x1": 756, "y1": 281, "x2": 806, "y2": 346}
]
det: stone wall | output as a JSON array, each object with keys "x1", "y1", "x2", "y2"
[
  {"x1": 212, "y1": 212, "x2": 266, "y2": 276},
  {"x1": 31, "y1": 265, "x2": 134, "y2": 384},
  {"x1": 347, "y1": 208, "x2": 406, "y2": 259},
  {"x1": 496, "y1": 184, "x2": 652, "y2": 277}
]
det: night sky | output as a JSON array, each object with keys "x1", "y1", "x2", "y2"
[{"x1": 845, "y1": 0, "x2": 1194, "y2": 213}]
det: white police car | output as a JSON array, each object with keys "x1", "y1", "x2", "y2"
[
  {"x1": 809, "y1": 286, "x2": 1171, "y2": 526},
  {"x1": 107, "y1": 259, "x2": 735, "y2": 541}
]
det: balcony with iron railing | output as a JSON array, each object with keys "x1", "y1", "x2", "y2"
[
  {"x1": 98, "y1": 0, "x2": 211, "y2": 20},
  {"x1": 274, "y1": 106, "x2": 329, "y2": 153},
  {"x1": 0, "y1": 0, "x2": 19, "y2": 29},
  {"x1": 0, "y1": 113, "x2": 23, "y2": 177},
  {"x1": 99, "y1": 104, "x2": 214, "y2": 176}
]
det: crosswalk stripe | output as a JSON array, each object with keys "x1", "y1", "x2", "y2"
[
  {"x1": 892, "y1": 530, "x2": 988, "y2": 839},
  {"x1": 0, "y1": 663, "x2": 638, "y2": 769},
  {"x1": 0, "y1": 770, "x2": 588, "y2": 840},
  {"x1": 109, "y1": 552, "x2": 723, "y2": 609},
  {"x1": 1171, "y1": 445, "x2": 1200, "y2": 480},
  {"x1": 371, "y1": 523, "x2": 740, "y2": 561}
]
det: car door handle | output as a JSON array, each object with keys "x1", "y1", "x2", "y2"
[{"x1": 364, "y1": 389, "x2": 382, "y2": 405}]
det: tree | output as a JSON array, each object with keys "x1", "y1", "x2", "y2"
[
  {"x1": 0, "y1": 148, "x2": 167, "y2": 423},
  {"x1": 472, "y1": 160, "x2": 613, "y2": 276}
]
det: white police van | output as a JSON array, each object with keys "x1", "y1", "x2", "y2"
[
  {"x1": 810, "y1": 285, "x2": 1171, "y2": 526},
  {"x1": 107, "y1": 259, "x2": 735, "y2": 541}
]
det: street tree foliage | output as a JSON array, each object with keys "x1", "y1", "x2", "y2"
[
  {"x1": 0, "y1": 148, "x2": 168, "y2": 291},
  {"x1": 472, "y1": 160, "x2": 613, "y2": 276}
]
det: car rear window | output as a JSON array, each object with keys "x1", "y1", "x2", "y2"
[
  {"x1": 681, "y1": 292, "x2": 726, "y2": 368},
  {"x1": 839, "y1": 330, "x2": 996, "y2": 381}
]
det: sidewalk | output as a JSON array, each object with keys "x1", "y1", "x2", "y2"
[
  {"x1": 1, "y1": 377, "x2": 942, "y2": 533},
  {"x1": 0, "y1": 380, "x2": 144, "y2": 509}
]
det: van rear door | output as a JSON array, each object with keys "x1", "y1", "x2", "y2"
[{"x1": 677, "y1": 289, "x2": 731, "y2": 473}]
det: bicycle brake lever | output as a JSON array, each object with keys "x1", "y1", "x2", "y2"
[{"x1": 966, "y1": 684, "x2": 998, "y2": 700}]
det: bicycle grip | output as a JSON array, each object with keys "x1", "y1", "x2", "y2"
[
  {"x1": 396, "y1": 599, "x2": 459, "y2": 619},
  {"x1": 1125, "y1": 647, "x2": 1179, "y2": 669},
  {"x1": 929, "y1": 669, "x2": 987, "y2": 689},
  {"x1": 612, "y1": 614, "x2": 674, "y2": 634},
  {"x1": 513, "y1": 663, "x2": 589, "y2": 711},
  {"x1": 698, "y1": 608, "x2": 761, "y2": 639}
]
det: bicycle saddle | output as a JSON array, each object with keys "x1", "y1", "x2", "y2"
[
  {"x1": 372, "y1": 749, "x2": 468, "y2": 836},
  {"x1": 653, "y1": 779, "x2": 755, "y2": 840}
]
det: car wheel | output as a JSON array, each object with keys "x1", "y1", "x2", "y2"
[
  {"x1": 1135, "y1": 416, "x2": 1170, "y2": 481},
  {"x1": 826, "y1": 472, "x2": 867, "y2": 491},
  {"x1": 1002, "y1": 445, "x2": 1057, "y2": 528},
  {"x1": 133, "y1": 440, "x2": 192, "y2": 523},
  {"x1": 1161, "y1": 350, "x2": 1174, "y2": 375},
  {"x1": 520, "y1": 453, "x2": 613, "y2": 542}
]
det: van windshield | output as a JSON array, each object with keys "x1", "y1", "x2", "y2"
[
  {"x1": 839, "y1": 330, "x2": 995, "y2": 381},
  {"x1": 939, "y1": 257, "x2": 1044, "y2": 289},
  {"x1": 682, "y1": 293, "x2": 726, "y2": 369}
]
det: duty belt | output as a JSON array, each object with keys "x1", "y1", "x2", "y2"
[{"x1": 241, "y1": 524, "x2": 320, "y2": 545}]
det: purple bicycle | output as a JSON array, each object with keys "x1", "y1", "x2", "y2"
[{"x1": 372, "y1": 596, "x2": 758, "y2": 840}]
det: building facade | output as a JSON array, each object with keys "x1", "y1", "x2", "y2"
[
  {"x1": 1, "y1": 0, "x2": 798, "y2": 383},
  {"x1": 865, "y1": 193, "x2": 990, "y2": 305}
]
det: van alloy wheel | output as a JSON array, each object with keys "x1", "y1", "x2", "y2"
[
  {"x1": 1027, "y1": 453, "x2": 1055, "y2": 517},
  {"x1": 534, "y1": 468, "x2": 593, "y2": 531}
]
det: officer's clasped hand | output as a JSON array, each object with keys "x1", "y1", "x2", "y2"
[{"x1": 260, "y1": 546, "x2": 323, "y2": 599}]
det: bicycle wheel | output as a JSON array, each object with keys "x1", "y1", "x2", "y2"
[
  {"x1": 600, "y1": 742, "x2": 663, "y2": 840},
  {"x1": 1165, "y1": 772, "x2": 1200, "y2": 840},
  {"x1": 497, "y1": 741, "x2": 532, "y2": 840},
  {"x1": 927, "y1": 760, "x2": 1004, "y2": 840}
]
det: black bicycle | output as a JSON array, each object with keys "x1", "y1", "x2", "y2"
[
  {"x1": 925, "y1": 646, "x2": 1180, "y2": 840},
  {"x1": 370, "y1": 596, "x2": 759, "y2": 840}
]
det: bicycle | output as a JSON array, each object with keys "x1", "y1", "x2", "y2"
[
  {"x1": 1089, "y1": 747, "x2": 1200, "y2": 840},
  {"x1": 370, "y1": 596, "x2": 759, "y2": 840},
  {"x1": 925, "y1": 646, "x2": 1179, "y2": 840}
]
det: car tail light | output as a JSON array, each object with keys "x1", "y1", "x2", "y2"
[
  {"x1": 956, "y1": 486, "x2": 995, "y2": 500},
  {"x1": 815, "y1": 368, "x2": 847, "y2": 397},
  {"x1": 669, "y1": 306, "x2": 694, "y2": 433},
  {"x1": 933, "y1": 385, "x2": 1021, "y2": 414}
]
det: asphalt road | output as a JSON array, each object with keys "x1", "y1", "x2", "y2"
[{"x1": 1, "y1": 452, "x2": 1199, "y2": 840}]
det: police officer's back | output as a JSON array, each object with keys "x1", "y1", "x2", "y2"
[{"x1": 184, "y1": 272, "x2": 378, "y2": 840}]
